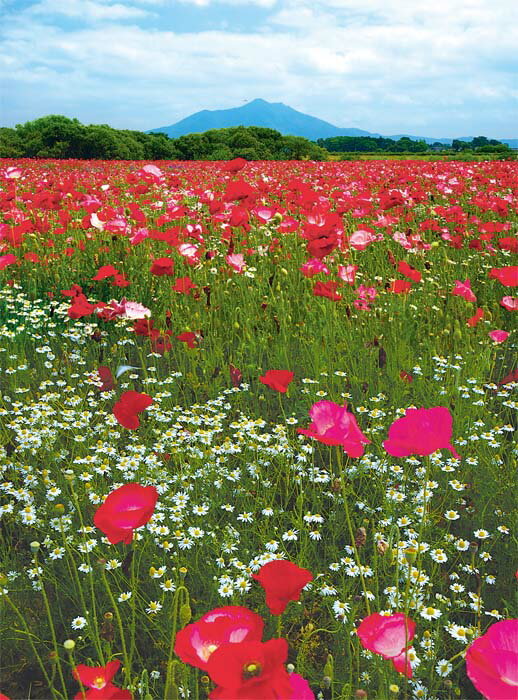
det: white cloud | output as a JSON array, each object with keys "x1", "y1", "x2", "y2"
[{"x1": 0, "y1": 0, "x2": 517, "y2": 136}]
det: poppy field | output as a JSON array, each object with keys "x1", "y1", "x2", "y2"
[{"x1": 0, "y1": 157, "x2": 516, "y2": 700}]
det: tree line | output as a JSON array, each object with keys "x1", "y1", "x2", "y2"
[
  {"x1": 317, "y1": 134, "x2": 511, "y2": 154},
  {"x1": 0, "y1": 115, "x2": 328, "y2": 161}
]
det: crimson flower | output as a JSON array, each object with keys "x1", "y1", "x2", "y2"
[
  {"x1": 259, "y1": 370, "x2": 294, "y2": 394},
  {"x1": 223, "y1": 157, "x2": 247, "y2": 173},
  {"x1": 357, "y1": 613, "x2": 416, "y2": 678},
  {"x1": 229, "y1": 364, "x2": 243, "y2": 388},
  {"x1": 150, "y1": 257, "x2": 174, "y2": 276},
  {"x1": 98, "y1": 366, "x2": 115, "y2": 392},
  {"x1": 383, "y1": 406, "x2": 460, "y2": 459},
  {"x1": 252, "y1": 560, "x2": 312, "y2": 615},
  {"x1": 112, "y1": 390, "x2": 153, "y2": 430},
  {"x1": 313, "y1": 280, "x2": 342, "y2": 301},
  {"x1": 466, "y1": 619, "x2": 518, "y2": 700},
  {"x1": 174, "y1": 606, "x2": 264, "y2": 671},
  {"x1": 451, "y1": 279, "x2": 476, "y2": 302},
  {"x1": 298, "y1": 400, "x2": 371, "y2": 458},
  {"x1": 488, "y1": 266, "x2": 518, "y2": 287},
  {"x1": 92, "y1": 265, "x2": 120, "y2": 281},
  {"x1": 389, "y1": 279, "x2": 412, "y2": 294},
  {"x1": 73, "y1": 660, "x2": 132, "y2": 699},
  {"x1": 172, "y1": 276, "x2": 197, "y2": 295},
  {"x1": 467, "y1": 307, "x2": 484, "y2": 327},
  {"x1": 397, "y1": 260, "x2": 422, "y2": 283},
  {"x1": 177, "y1": 331, "x2": 200, "y2": 348},
  {"x1": 207, "y1": 639, "x2": 292, "y2": 699},
  {"x1": 93, "y1": 483, "x2": 158, "y2": 545}
]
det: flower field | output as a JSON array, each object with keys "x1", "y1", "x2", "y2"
[{"x1": 0, "y1": 158, "x2": 516, "y2": 699}]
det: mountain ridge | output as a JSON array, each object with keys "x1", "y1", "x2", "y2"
[{"x1": 149, "y1": 98, "x2": 517, "y2": 147}]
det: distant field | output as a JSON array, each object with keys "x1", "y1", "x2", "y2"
[{"x1": 1, "y1": 158, "x2": 517, "y2": 700}]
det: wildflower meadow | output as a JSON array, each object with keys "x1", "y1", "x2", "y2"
[{"x1": 0, "y1": 157, "x2": 516, "y2": 699}]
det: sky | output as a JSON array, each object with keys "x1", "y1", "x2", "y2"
[{"x1": 1, "y1": 0, "x2": 517, "y2": 138}]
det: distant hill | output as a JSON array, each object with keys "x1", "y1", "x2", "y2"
[{"x1": 149, "y1": 99, "x2": 517, "y2": 147}]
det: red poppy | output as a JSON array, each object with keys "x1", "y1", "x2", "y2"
[
  {"x1": 313, "y1": 280, "x2": 342, "y2": 301},
  {"x1": 112, "y1": 390, "x2": 153, "y2": 430},
  {"x1": 298, "y1": 400, "x2": 371, "y2": 458},
  {"x1": 230, "y1": 364, "x2": 243, "y2": 388},
  {"x1": 389, "y1": 279, "x2": 412, "y2": 294},
  {"x1": 397, "y1": 261, "x2": 422, "y2": 283},
  {"x1": 207, "y1": 639, "x2": 292, "y2": 699},
  {"x1": 174, "y1": 606, "x2": 264, "y2": 671},
  {"x1": 93, "y1": 483, "x2": 158, "y2": 545},
  {"x1": 399, "y1": 370, "x2": 413, "y2": 383},
  {"x1": 357, "y1": 613, "x2": 415, "y2": 678},
  {"x1": 172, "y1": 276, "x2": 197, "y2": 295},
  {"x1": 150, "y1": 257, "x2": 174, "y2": 276},
  {"x1": 488, "y1": 266, "x2": 518, "y2": 287},
  {"x1": 68, "y1": 294, "x2": 99, "y2": 319},
  {"x1": 223, "y1": 158, "x2": 247, "y2": 173},
  {"x1": 467, "y1": 307, "x2": 484, "y2": 327},
  {"x1": 73, "y1": 660, "x2": 132, "y2": 699},
  {"x1": 252, "y1": 560, "x2": 313, "y2": 615},
  {"x1": 92, "y1": 265, "x2": 120, "y2": 281},
  {"x1": 383, "y1": 406, "x2": 460, "y2": 459},
  {"x1": 259, "y1": 370, "x2": 294, "y2": 394},
  {"x1": 177, "y1": 331, "x2": 200, "y2": 349},
  {"x1": 98, "y1": 366, "x2": 115, "y2": 391}
]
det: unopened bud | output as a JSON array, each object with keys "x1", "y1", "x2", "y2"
[
  {"x1": 54, "y1": 503, "x2": 65, "y2": 514},
  {"x1": 322, "y1": 676, "x2": 331, "y2": 689},
  {"x1": 30, "y1": 541, "x2": 40, "y2": 554},
  {"x1": 355, "y1": 691, "x2": 368, "y2": 699},
  {"x1": 63, "y1": 639, "x2": 76, "y2": 651},
  {"x1": 404, "y1": 547, "x2": 417, "y2": 564}
]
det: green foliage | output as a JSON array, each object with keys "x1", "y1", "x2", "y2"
[
  {"x1": 4, "y1": 116, "x2": 328, "y2": 161},
  {"x1": 320, "y1": 134, "x2": 511, "y2": 154}
]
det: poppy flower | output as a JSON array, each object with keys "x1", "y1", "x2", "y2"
[
  {"x1": 383, "y1": 406, "x2": 460, "y2": 459},
  {"x1": 300, "y1": 259, "x2": 330, "y2": 278},
  {"x1": 0, "y1": 254, "x2": 16, "y2": 270},
  {"x1": 174, "y1": 606, "x2": 264, "y2": 671},
  {"x1": 223, "y1": 157, "x2": 247, "y2": 173},
  {"x1": 207, "y1": 638, "x2": 292, "y2": 699},
  {"x1": 357, "y1": 613, "x2": 416, "y2": 678},
  {"x1": 229, "y1": 364, "x2": 243, "y2": 388},
  {"x1": 177, "y1": 331, "x2": 200, "y2": 349},
  {"x1": 467, "y1": 307, "x2": 484, "y2": 327},
  {"x1": 501, "y1": 296, "x2": 518, "y2": 311},
  {"x1": 399, "y1": 370, "x2": 413, "y2": 383},
  {"x1": 68, "y1": 294, "x2": 99, "y2": 319},
  {"x1": 488, "y1": 266, "x2": 518, "y2": 287},
  {"x1": 298, "y1": 400, "x2": 371, "y2": 458},
  {"x1": 489, "y1": 330, "x2": 509, "y2": 344},
  {"x1": 313, "y1": 280, "x2": 342, "y2": 301},
  {"x1": 92, "y1": 265, "x2": 120, "y2": 281},
  {"x1": 451, "y1": 279, "x2": 476, "y2": 302},
  {"x1": 337, "y1": 264, "x2": 357, "y2": 285},
  {"x1": 112, "y1": 390, "x2": 153, "y2": 430},
  {"x1": 466, "y1": 619, "x2": 518, "y2": 700},
  {"x1": 259, "y1": 370, "x2": 294, "y2": 394},
  {"x1": 150, "y1": 257, "x2": 174, "y2": 276},
  {"x1": 389, "y1": 279, "x2": 412, "y2": 294},
  {"x1": 93, "y1": 483, "x2": 158, "y2": 545},
  {"x1": 98, "y1": 366, "x2": 115, "y2": 392},
  {"x1": 172, "y1": 276, "x2": 196, "y2": 295},
  {"x1": 288, "y1": 674, "x2": 314, "y2": 699},
  {"x1": 397, "y1": 261, "x2": 422, "y2": 283},
  {"x1": 72, "y1": 660, "x2": 132, "y2": 699},
  {"x1": 252, "y1": 560, "x2": 313, "y2": 615}
]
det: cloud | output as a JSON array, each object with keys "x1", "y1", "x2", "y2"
[{"x1": 1, "y1": 0, "x2": 517, "y2": 136}]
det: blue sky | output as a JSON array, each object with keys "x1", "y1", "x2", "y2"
[{"x1": 1, "y1": 0, "x2": 517, "y2": 138}]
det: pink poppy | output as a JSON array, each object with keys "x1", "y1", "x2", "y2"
[
  {"x1": 226, "y1": 253, "x2": 246, "y2": 273},
  {"x1": 337, "y1": 264, "x2": 358, "y2": 285},
  {"x1": 289, "y1": 674, "x2": 314, "y2": 699},
  {"x1": 383, "y1": 406, "x2": 460, "y2": 459},
  {"x1": 0, "y1": 254, "x2": 17, "y2": 270},
  {"x1": 489, "y1": 330, "x2": 509, "y2": 343},
  {"x1": 451, "y1": 279, "x2": 476, "y2": 302},
  {"x1": 298, "y1": 400, "x2": 370, "y2": 458},
  {"x1": 466, "y1": 619, "x2": 518, "y2": 700},
  {"x1": 93, "y1": 483, "x2": 158, "y2": 545},
  {"x1": 357, "y1": 613, "x2": 416, "y2": 678},
  {"x1": 501, "y1": 296, "x2": 518, "y2": 311},
  {"x1": 300, "y1": 259, "x2": 330, "y2": 278}
]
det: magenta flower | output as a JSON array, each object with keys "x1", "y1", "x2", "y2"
[
  {"x1": 383, "y1": 406, "x2": 460, "y2": 460},
  {"x1": 298, "y1": 400, "x2": 371, "y2": 458},
  {"x1": 451, "y1": 279, "x2": 476, "y2": 302},
  {"x1": 489, "y1": 330, "x2": 510, "y2": 344},
  {"x1": 466, "y1": 619, "x2": 518, "y2": 700},
  {"x1": 357, "y1": 613, "x2": 416, "y2": 678}
]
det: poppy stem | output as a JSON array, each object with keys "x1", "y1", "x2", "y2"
[
  {"x1": 100, "y1": 566, "x2": 132, "y2": 687},
  {"x1": 336, "y1": 447, "x2": 371, "y2": 615},
  {"x1": 277, "y1": 613, "x2": 283, "y2": 638},
  {"x1": 165, "y1": 585, "x2": 189, "y2": 699}
]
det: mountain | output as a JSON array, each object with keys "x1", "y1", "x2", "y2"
[{"x1": 149, "y1": 99, "x2": 517, "y2": 147}]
